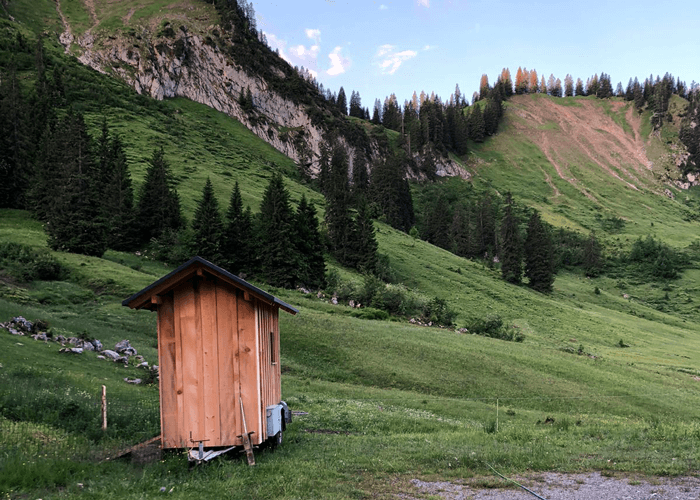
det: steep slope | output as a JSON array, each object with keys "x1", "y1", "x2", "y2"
[
  {"x1": 42, "y1": 0, "x2": 467, "y2": 179},
  {"x1": 467, "y1": 94, "x2": 699, "y2": 247}
]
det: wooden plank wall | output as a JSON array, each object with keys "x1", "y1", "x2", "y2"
[
  {"x1": 157, "y1": 294, "x2": 179, "y2": 449},
  {"x1": 158, "y1": 277, "x2": 279, "y2": 449},
  {"x1": 216, "y1": 282, "x2": 240, "y2": 445},
  {"x1": 237, "y1": 292, "x2": 262, "y2": 444}
]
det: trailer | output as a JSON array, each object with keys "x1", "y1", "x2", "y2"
[{"x1": 122, "y1": 256, "x2": 298, "y2": 464}]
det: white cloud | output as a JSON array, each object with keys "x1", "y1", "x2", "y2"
[
  {"x1": 379, "y1": 4, "x2": 388, "y2": 9},
  {"x1": 305, "y1": 28, "x2": 321, "y2": 43},
  {"x1": 422, "y1": 44, "x2": 436, "y2": 51},
  {"x1": 327, "y1": 46, "x2": 350, "y2": 76},
  {"x1": 375, "y1": 44, "x2": 417, "y2": 75},
  {"x1": 265, "y1": 32, "x2": 292, "y2": 64},
  {"x1": 417, "y1": 0, "x2": 429, "y2": 6}
]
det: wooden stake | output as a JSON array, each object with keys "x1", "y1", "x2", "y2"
[
  {"x1": 102, "y1": 385, "x2": 107, "y2": 431},
  {"x1": 496, "y1": 398, "x2": 499, "y2": 433}
]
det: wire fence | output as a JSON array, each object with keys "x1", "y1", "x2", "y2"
[{"x1": 0, "y1": 384, "x2": 160, "y2": 466}]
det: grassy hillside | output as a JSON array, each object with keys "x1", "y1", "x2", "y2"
[{"x1": 2, "y1": 2, "x2": 700, "y2": 499}]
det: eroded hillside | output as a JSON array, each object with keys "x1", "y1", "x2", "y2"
[{"x1": 468, "y1": 94, "x2": 698, "y2": 245}]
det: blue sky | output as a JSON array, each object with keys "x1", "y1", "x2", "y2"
[{"x1": 254, "y1": 1, "x2": 699, "y2": 108}]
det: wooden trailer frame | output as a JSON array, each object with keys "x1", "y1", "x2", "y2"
[{"x1": 122, "y1": 257, "x2": 297, "y2": 461}]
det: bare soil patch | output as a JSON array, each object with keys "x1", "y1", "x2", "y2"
[
  {"x1": 407, "y1": 472, "x2": 700, "y2": 499},
  {"x1": 507, "y1": 96, "x2": 658, "y2": 197}
]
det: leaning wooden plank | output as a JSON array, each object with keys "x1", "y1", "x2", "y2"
[{"x1": 102, "y1": 435, "x2": 162, "y2": 462}]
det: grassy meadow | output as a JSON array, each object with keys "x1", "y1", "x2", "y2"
[{"x1": 2, "y1": 2, "x2": 700, "y2": 498}]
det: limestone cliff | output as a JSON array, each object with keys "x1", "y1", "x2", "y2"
[{"x1": 56, "y1": 9, "x2": 469, "y2": 181}]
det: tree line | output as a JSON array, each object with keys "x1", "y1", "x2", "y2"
[{"x1": 414, "y1": 183, "x2": 605, "y2": 292}]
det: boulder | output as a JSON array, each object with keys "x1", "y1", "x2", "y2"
[
  {"x1": 115, "y1": 339, "x2": 132, "y2": 353},
  {"x1": 91, "y1": 339, "x2": 103, "y2": 351},
  {"x1": 102, "y1": 349, "x2": 120, "y2": 360}
]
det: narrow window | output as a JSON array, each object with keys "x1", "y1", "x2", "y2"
[{"x1": 270, "y1": 331, "x2": 277, "y2": 364}]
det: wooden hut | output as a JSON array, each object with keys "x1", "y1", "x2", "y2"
[{"x1": 122, "y1": 256, "x2": 297, "y2": 462}]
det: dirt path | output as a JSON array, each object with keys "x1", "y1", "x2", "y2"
[
  {"x1": 409, "y1": 472, "x2": 700, "y2": 499},
  {"x1": 55, "y1": 0, "x2": 74, "y2": 50},
  {"x1": 83, "y1": 0, "x2": 99, "y2": 33},
  {"x1": 123, "y1": 7, "x2": 137, "y2": 25}
]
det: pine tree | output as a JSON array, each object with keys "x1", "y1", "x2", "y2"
[
  {"x1": 479, "y1": 74, "x2": 490, "y2": 101},
  {"x1": 258, "y1": 173, "x2": 298, "y2": 287},
  {"x1": 500, "y1": 193, "x2": 522, "y2": 284},
  {"x1": 515, "y1": 67, "x2": 527, "y2": 95},
  {"x1": 325, "y1": 144, "x2": 354, "y2": 264},
  {"x1": 349, "y1": 90, "x2": 363, "y2": 118},
  {"x1": 44, "y1": 112, "x2": 108, "y2": 257},
  {"x1": 294, "y1": 195, "x2": 326, "y2": 289},
  {"x1": 347, "y1": 197, "x2": 378, "y2": 273},
  {"x1": 352, "y1": 148, "x2": 369, "y2": 201},
  {"x1": 468, "y1": 104, "x2": 485, "y2": 142},
  {"x1": 564, "y1": 74, "x2": 574, "y2": 97},
  {"x1": 528, "y1": 69, "x2": 539, "y2": 93},
  {"x1": 476, "y1": 193, "x2": 497, "y2": 259},
  {"x1": 103, "y1": 133, "x2": 137, "y2": 250},
  {"x1": 369, "y1": 153, "x2": 415, "y2": 232},
  {"x1": 449, "y1": 202, "x2": 474, "y2": 257},
  {"x1": 575, "y1": 78, "x2": 585, "y2": 96},
  {"x1": 583, "y1": 232, "x2": 603, "y2": 277},
  {"x1": 0, "y1": 62, "x2": 30, "y2": 209},
  {"x1": 337, "y1": 86, "x2": 348, "y2": 115},
  {"x1": 424, "y1": 194, "x2": 450, "y2": 249},
  {"x1": 191, "y1": 178, "x2": 224, "y2": 264},
  {"x1": 222, "y1": 181, "x2": 253, "y2": 276},
  {"x1": 524, "y1": 210, "x2": 555, "y2": 292},
  {"x1": 136, "y1": 147, "x2": 183, "y2": 244}
]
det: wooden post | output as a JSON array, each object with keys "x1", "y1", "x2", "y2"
[
  {"x1": 102, "y1": 385, "x2": 107, "y2": 431},
  {"x1": 496, "y1": 398, "x2": 498, "y2": 434}
]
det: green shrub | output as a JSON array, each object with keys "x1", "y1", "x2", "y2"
[
  {"x1": 422, "y1": 297, "x2": 457, "y2": 326},
  {"x1": 466, "y1": 315, "x2": 524, "y2": 342},
  {"x1": 0, "y1": 243, "x2": 67, "y2": 281}
]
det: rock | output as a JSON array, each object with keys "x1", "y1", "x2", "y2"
[
  {"x1": 92, "y1": 339, "x2": 103, "y2": 351},
  {"x1": 348, "y1": 300, "x2": 355, "y2": 308},
  {"x1": 115, "y1": 356, "x2": 128, "y2": 364},
  {"x1": 67, "y1": 337, "x2": 79, "y2": 345},
  {"x1": 9, "y1": 328, "x2": 21, "y2": 335},
  {"x1": 122, "y1": 347, "x2": 138, "y2": 356},
  {"x1": 60, "y1": 347, "x2": 83, "y2": 354},
  {"x1": 55, "y1": 335, "x2": 67, "y2": 343},
  {"x1": 32, "y1": 333, "x2": 48, "y2": 341},
  {"x1": 331, "y1": 297, "x2": 338, "y2": 305},
  {"x1": 97, "y1": 355, "x2": 106, "y2": 360},
  {"x1": 115, "y1": 339, "x2": 133, "y2": 353},
  {"x1": 102, "y1": 350, "x2": 120, "y2": 360},
  {"x1": 82, "y1": 342, "x2": 95, "y2": 352},
  {"x1": 134, "y1": 355, "x2": 145, "y2": 363},
  {"x1": 124, "y1": 377, "x2": 142, "y2": 384},
  {"x1": 136, "y1": 361, "x2": 149, "y2": 369}
]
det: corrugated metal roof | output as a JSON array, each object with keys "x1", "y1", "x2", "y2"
[{"x1": 122, "y1": 256, "x2": 298, "y2": 315}]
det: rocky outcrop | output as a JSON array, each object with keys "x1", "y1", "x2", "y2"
[{"x1": 57, "y1": 20, "x2": 469, "y2": 180}]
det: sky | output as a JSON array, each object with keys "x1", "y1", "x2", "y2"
[{"x1": 253, "y1": 1, "x2": 700, "y2": 109}]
